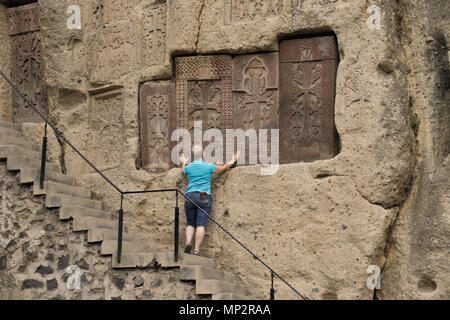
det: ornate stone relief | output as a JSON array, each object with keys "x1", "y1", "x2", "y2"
[
  {"x1": 140, "y1": 82, "x2": 176, "y2": 171},
  {"x1": 87, "y1": 86, "x2": 125, "y2": 172},
  {"x1": 139, "y1": 37, "x2": 338, "y2": 168},
  {"x1": 280, "y1": 36, "x2": 338, "y2": 163},
  {"x1": 7, "y1": 3, "x2": 47, "y2": 123},
  {"x1": 175, "y1": 55, "x2": 233, "y2": 162}
]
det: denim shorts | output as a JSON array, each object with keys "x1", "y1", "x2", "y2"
[{"x1": 184, "y1": 192, "x2": 213, "y2": 228}]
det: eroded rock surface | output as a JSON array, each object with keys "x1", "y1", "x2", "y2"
[{"x1": 0, "y1": 0, "x2": 448, "y2": 299}]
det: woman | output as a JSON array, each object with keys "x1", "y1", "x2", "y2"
[{"x1": 179, "y1": 144, "x2": 239, "y2": 256}]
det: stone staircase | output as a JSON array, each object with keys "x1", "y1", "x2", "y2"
[
  {"x1": 0, "y1": 120, "x2": 252, "y2": 300},
  {"x1": 180, "y1": 253, "x2": 250, "y2": 300}
]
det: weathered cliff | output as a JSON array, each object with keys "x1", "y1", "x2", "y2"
[{"x1": 0, "y1": 0, "x2": 448, "y2": 299}]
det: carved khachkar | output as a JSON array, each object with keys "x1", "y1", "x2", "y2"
[
  {"x1": 142, "y1": 2, "x2": 167, "y2": 66},
  {"x1": 87, "y1": 86, "x2": 125, "y2": 172},
  {"x1": 175, "y1": 55, "x2": 233, "y2": 162},
  {"x1": 140, "y1": 82, "x2": 176, "y2": 171},
  {"x1": 92, "y1": 22, "x2": 138, "y2": 82},
  {"x1": 7, "y1": 3, "x2": 48, "y2": 123},
  {"x1": 232, "y1": 52, "x2": 279, "y2": 164},
  {"x1": 224, "y1": 0, "x2": 303, "y2": 24},
  {"x1": 280, "y1": 36, "x2": 339, "y2": 163}
]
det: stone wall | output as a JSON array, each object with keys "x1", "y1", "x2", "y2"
[
  {"x1": 0, "y1": 2, "x2": 11, "y2": 121},
  {"x1": 0, "y1": 161, "x2": 198, "y2": 300},
  {"x1": 0, "y1": 0, "x2": 448, "y2": 300}
]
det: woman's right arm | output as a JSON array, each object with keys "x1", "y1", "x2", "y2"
[{"x1": 214, "y1": 152, "x2": 239, "y2": 174}]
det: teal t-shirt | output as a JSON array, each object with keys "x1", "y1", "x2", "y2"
[{"x1": 184, "y1": 160, "x2": 217, "y2": 195}]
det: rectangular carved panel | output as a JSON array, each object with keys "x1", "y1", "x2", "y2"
[
  {"x1": 232, "y1": 52, "x2": 279, "y2": 164},
  {"x1": 175, "y1": 55, "x2": 233, "y2": 163},
  {"x1": 7, "y1": 3, "x2": 48, "y2": 123},
  {"x1": 141, "y1": 2, "x2": 167, "y2": 66},
  {"x1": 91, "y1": 22, "x2": 138, "y2": 82},
  {"x1": 280, "y1": 36, "x2": 338, "y2": 163},
  {"x1": 140, "y1": 82, "x2": 176, "y2": 172},
  {"x1": 87, "y1": 86, "x2": 125, "y2": 172}
]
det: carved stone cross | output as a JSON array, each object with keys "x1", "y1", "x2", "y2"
[
  {"x1": 188, "y1": 80, "x2": 222, "y2": 133},
  {"x1": 147, "y1": 95, "x2": 169, "y2": 148},
  {"x1": 292, "y1": 63, "x2": 323, "y2": 143},
  {"x1": 236, "y1": 58, "x2": 275, "y2": 130}
]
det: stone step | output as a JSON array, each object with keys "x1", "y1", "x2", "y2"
[
  {"x1": 73, "y1": 216, "x2": 125, "y2": 232},
  {"x1": 182, "y1": 253, "x2": 215, "y2": 269},
  {"x1": 111, "y1": 253, "x2": 138, "y2": 269},
  {"x1": 156, "y1": 251, "x2": 181, "y2": 268},
  {"x1": 0, "y1": 145, "x2": 41, "y2": 160},
  {"x1": 0, "y1": 133, "x2": 40, "y2": 151},
  {"x1": 180, "y1": 265, "x2": 232, "y2": 282},
  {"x1": 46, "y1": 194, "x2": 102, "y2": 210},
  {"x1": 212, "y1": 293, "x2": 251, "y2": 300},
  {"x1": 111, "y1": 252, "x2": 156, "y2": 269},
  {"x1": 87, "y1": 228, "x2": 143, "y2": 243},
  {"x1": 100, "y1": 239, "x2": 150, "y2": 256},
  {"x1": 59, "y1": 205, "x2": 112, "y2": 220},
  {"x1": 7, "y1": 156, "x2": 61, "y2": 172},
  {"x1": 34, "y1": 180, "x2": 91, "y2": 198},
  {"x1": 20, "y1": 168, "x2": 74, "y2": 185},
  {"x1": 196, "y1": 279, "x2": 249, "y2": 296},
  {"x1": 110, "y1": 251, "x2": 179, "y2": 269},
  {"x1": 0, "y1": 120, "x2": 21, "y2": 131},
  {"x1": 0, "y1": 125, "x2": 21, "y2": 137},
  {"x1": 137, "y1": 252, "x2": 157, "y2": 268}
]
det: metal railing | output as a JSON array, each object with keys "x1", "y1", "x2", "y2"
[{"x1": 0, "y1": 70, "x2": 309, "y2": 300}]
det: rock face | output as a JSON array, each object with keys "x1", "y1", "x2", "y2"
[
  {"x1": 0, "y1": 3, "x2": 11, "y2": 120},
  {"x1": 377, "y1": 0, "x2": 450, "y2": 300},
  {"x1": 0, "y1": 0, "x2": 448, "y2": 300}
]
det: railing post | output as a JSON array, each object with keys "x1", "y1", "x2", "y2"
[
  {"x1": 174, "y1": 191, "x2": 179, "y2": 262},
  {"x1": 117, "y1": 193, "x2": 124, "y2": 264},
  {"x1": 39, "y1": 122, "x2": 48, "y2": 189},
  {"x1": 270, "y1": 271, "x2": 275, "y2": 300}
]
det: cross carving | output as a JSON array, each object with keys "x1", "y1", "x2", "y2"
[
  {"x1": 147, "y1": 6, "x2": 165, "y2": 59},
  {"x1": 292, "y1": 63, "x2": 323, "y2": 142},
  {"x1": 188, "y1": 80, "x2": 222, "y2": 133},
  {"x1": 237, "y1": 58, "x2": 274, "y2": 130},
  {"x1": 147, "y1": 95, "x2": 168, "y2": 148}
]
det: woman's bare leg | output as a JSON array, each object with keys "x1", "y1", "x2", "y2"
[
  {"x1": 186, "y1": 226, "x2": 195, "y2": 248},
  {"x1": 194, "y1": 226, "x2": 205, "y2": 254}
]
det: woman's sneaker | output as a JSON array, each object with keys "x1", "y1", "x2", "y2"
[{"x1": 184, "y1": 244, "x2": 192, "y2": 254}]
